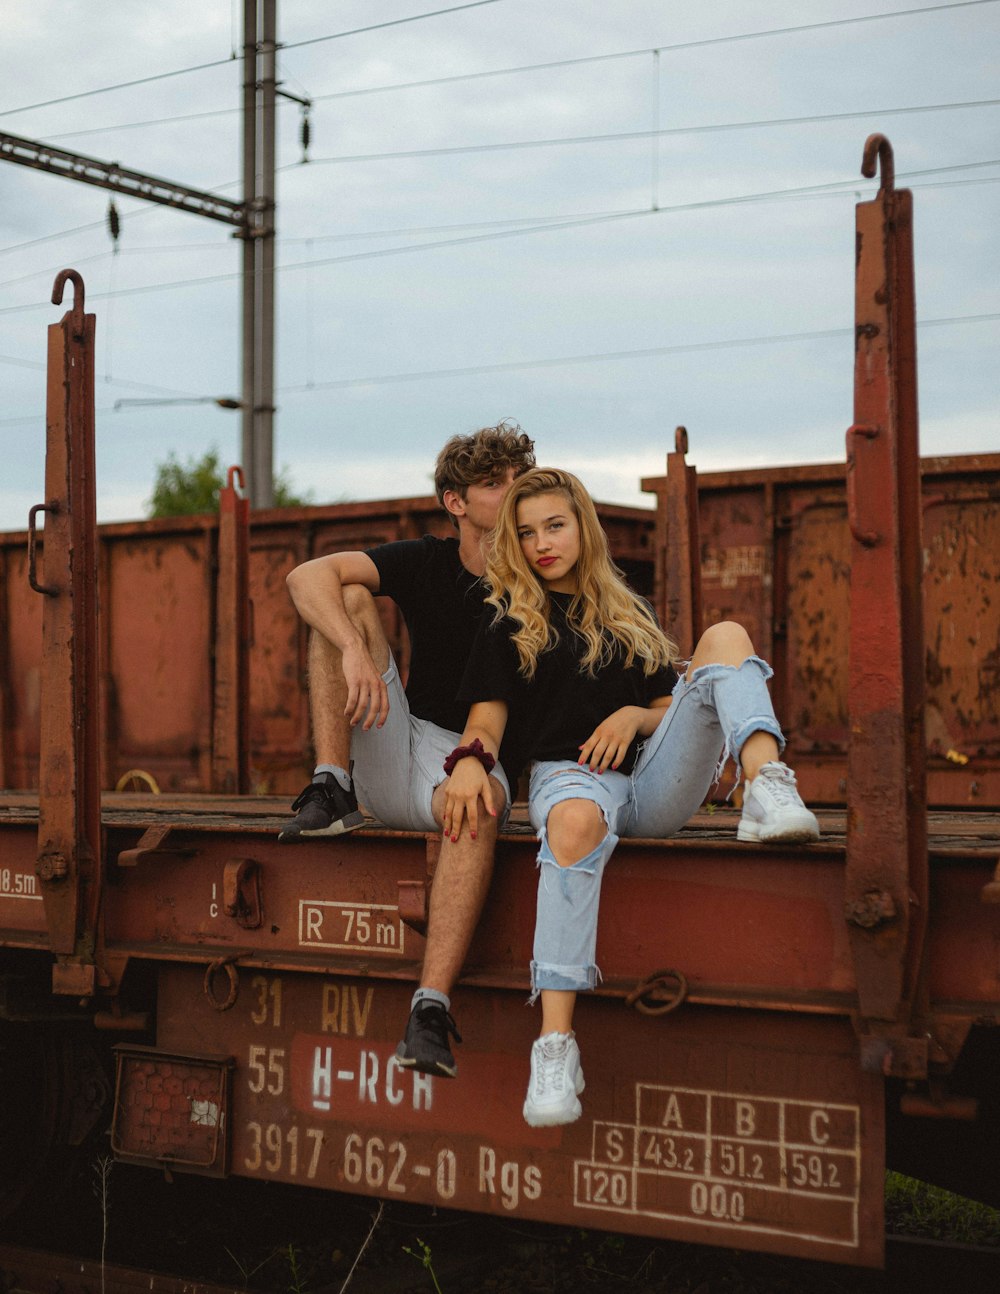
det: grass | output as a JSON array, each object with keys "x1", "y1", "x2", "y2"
[{"x1": 885, "y1": 1172, "x2": 1000, "y2": 1247}]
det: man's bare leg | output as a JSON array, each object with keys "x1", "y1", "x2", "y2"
[
  {"x1": 396, "y1": 776, "x2": 507, "y2": 1076},
  {"x1": 280, "y1": 587, "x2": 386, "y2": 841},
  {"x1": 421, "y1": 776, "x2": 507, "y2": 992},
  {"x1": 308, "y1": 584, "x2": 389, "y2": 767}
]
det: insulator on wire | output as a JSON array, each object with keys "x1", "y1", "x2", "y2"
[
  {"x1": 300, "y1": 107, "x2": 311, "y2": 163},
  {"x1": 107, "y1": 199, "x2": 121, "y2": 248}
]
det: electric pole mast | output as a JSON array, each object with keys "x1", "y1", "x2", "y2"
[{"x1": 242, "y1": 0, "x2": 277, "y2": 509}]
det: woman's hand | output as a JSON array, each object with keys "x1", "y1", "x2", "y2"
[
  {"x1": 578, "y1": 706, "x2": 644, "y2": 772},
  {"x1": 440, "y1": 701, "x2": 507, "y2": 841},
  {"x1": 442, "y1": 757, "x2": 496, "y2": 842}
]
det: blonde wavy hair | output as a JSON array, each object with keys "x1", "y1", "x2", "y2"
[{"x1": 484, "y1": 467, "x2": 678, "y2": 679}]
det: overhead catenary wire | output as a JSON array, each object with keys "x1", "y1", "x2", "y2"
[
  {"x1": 24, "y1": 0, "x2": 1000, "y2": 141},
  {"x1": 6, "y1": 150, "x2": 995, "y2": 268},
  {"x1": 0, "y1": 351, "x2": 203, "y2": 398},
  {"x1": 3, "y1": 168, "x2": 997, "y2": 301},
  {"x1": 0, "y1": 0, "x2": 510, "y2": 121},
  {"x1": 0, "y1": 241, "x2": 234, "y2": 292},
  {"x1": 307, "y1": 0, "x2": 1000, "y2": 99},
  {"x1": 296, "y1": 97, "x2": 1000, "y2": 168},
  {"x1": 4, "y1": 307, "x2": 992, "y2": 428},
  {"x1": 274, "y1": 313, "x2": 1000, "y2": 395},
  {"x1": 1, "y1": 0, "x2": 992, "y2": 284},
  {"x1": 281, "y1": 0, "x2": 509, "y2": 52},
  {"x1": 0, "y1": 56, "x2": 238, "y2": 122},
  {"x1": 3, "y1": 95, "x2": 993, "y2": 266},
  {"x1": 1, "y1": 162, "x2": 998, "y2": 315}
]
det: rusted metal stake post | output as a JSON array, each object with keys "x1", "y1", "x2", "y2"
[
  {"x1": 212, "y1": 466, "x2": 251, "y2": 794},
  {"x1": 644, "y1": 427, "x2": 703, "y2": 657},
  {"x1": 845, "y1": 136, "x2": 929, "y2": 1075},
  {"x1": 32, "y1": 270, "x2": 103, "y2": 995},
  {"x1": 664, "y1": 427, "x2": 703, "y2": 657}
]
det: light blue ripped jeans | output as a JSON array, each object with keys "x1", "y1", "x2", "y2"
[{"x1": 526, "y1": 656, "x2": 784, "y2": 998}]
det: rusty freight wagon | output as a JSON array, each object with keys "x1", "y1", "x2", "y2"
[
  {"x1": 3, "y1": 442, "x2": 994, "y2": 810},
  {"x1": 0, "y1": 136, "x2": 997, "y2": 1273}
]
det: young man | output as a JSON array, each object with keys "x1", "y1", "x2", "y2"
[{"x1": 281, "y1": 421, "x2": 536, "y2": 1078}]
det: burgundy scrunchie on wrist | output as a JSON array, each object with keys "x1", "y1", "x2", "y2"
[{"x1": 443, "y1": 738, "x2": 496, "y2": 776}]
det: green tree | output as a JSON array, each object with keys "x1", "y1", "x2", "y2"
[{"x1": 147, "y1": 447, "x2": 311, "y2": 517}]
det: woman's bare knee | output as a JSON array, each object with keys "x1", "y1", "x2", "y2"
[
  {"x1": 546, "y1": 799, "x2": 607, "y2": 867},
  {"x1": 689, "y1": 620, "x2": 755, "y2": 673}
]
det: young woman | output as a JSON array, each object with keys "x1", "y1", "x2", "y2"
[{"x1": 442, "y1": 468, "x2": 819, "y2": 1128}]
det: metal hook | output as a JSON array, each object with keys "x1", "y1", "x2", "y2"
[
  {"x1": 226, "y1": 464, "x2": 246, "y2": 492},
  {"x1": 51, "y1": 269, "x2": 86, "y2": 332},
  {"x1": 27, "y1": 501, "x2": 60, "y2": 596},
  {"x1": 674, "y1": 425, "x2": 689, "y2": 455},
  {"x1": 861, "y1": 134, "x2": 894, "y2": 194}
]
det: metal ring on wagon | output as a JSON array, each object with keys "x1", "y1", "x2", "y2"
[
  {"x1": 203, "y1": 956, "x2": 241, "y2": 1011},
  {"x1": 626, "y1": 968, "x2": 689, "y2": 1016}
]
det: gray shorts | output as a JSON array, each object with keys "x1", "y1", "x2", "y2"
[{"x1": 351, "y1": 653, "x2": 511, "y2": 833}]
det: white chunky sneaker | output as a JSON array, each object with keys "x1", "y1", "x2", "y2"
[
  {"x1": 737, "y1": 761, "x2": 820, "y2": 844},
  {"x1": 523, "y1": 1032, "x2": 585, "y2": 1127}
]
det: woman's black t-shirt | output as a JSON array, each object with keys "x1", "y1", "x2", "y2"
[{"x1": 459, "y1": 592, "x2": 678, "y2": 775}]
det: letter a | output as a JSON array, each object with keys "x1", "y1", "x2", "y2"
[{"x1": 661, "y1": 1093, "x2": 684, "y2": 1129}]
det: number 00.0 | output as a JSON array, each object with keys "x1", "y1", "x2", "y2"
[{"x1": 690, "y1": 1181, "x2": 745, "y2": 1223}]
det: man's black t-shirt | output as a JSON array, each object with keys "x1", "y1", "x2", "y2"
[
  {"x1": 367, "y1": 535, "x2": 487, "y2": 736},
  {"x1": 459, "y1": 592, "x2": 678, "y2": 775}
]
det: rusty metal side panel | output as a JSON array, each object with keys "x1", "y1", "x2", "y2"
[
  {"x1": 247, "y1": 529, "x2": 310, "y2": 795},
  {"x1": 923, "y1": 498, "x2": 1000, "y2": 776},
  {"x1": 103, "y1": 533, "x2": 213, "y2": 792},
  {"x1": 152, "y1": 965, "x2": 885, "y2": 1266},
  {"x1": 697, "y1": 487, "x2": 770, "y2": 651},
  {"x1": 781, "y1": 499, "x2": 851, "y2": 769},
  {"x1": 100, "y1": 828, "x2": 861, "y2": 1008},
  {"x1": 0, "y1": 546, "x2": 44, "y2": 789}
]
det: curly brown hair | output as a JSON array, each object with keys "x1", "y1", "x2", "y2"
[{"x1": 433, "y1": 420, "x2": 536, "y2": 521}]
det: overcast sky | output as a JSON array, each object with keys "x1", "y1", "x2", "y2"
[{"x1": 1, "y1": 0, "x2": 997, "y2": 530}]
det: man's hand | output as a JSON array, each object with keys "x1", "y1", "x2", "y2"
[
  {"x1": 341, "y1": 641, "x2": 389, "y2": 730},
  {"x1": 442, "y1": 758, "x2": 497, "y2": 842}
]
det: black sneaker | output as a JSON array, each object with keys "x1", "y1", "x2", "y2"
[
  {"x1": 278, "y1": 772, "x2": 365, "y2": 842},
  {"x1": 395, "y1": 1002, "x2": 461, "y2": 1078}
]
